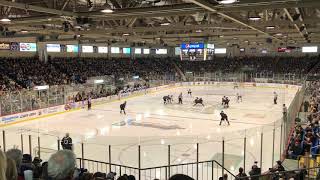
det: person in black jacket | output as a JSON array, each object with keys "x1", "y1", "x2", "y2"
[
  {"x1": 61, "y1": 133, "x2": 73, "y2": 150},
  {"x1": 120, "y1": 101, "x2": 127, "y2": 115},
  {"x1": 219, "y1": 111, "x2": 230, "y2": 126},
  {"x1": 236, "y1": 167, "x2": 248, "y2": 180},
  {"x1": 249, "y1": 162, "x2": 261, "y2": 180}
]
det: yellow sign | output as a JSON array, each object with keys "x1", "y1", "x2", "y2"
[{"x1": 0, "y1": 42, "x2": 10, "y2": 50}]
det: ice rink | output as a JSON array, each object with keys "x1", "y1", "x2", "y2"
[{"x1": 1, "y1": 84, "x2": 298, "y2": 175}]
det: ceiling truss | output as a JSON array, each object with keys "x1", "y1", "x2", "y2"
[{"x1": 0, "y1": 0, "x2": 319, "y2": 47}]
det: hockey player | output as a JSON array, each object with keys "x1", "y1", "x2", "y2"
[
  {"x1": 163, "y1": 95, "x2": 172, "y2": 104},
  {"x1": 225, "y1": 97, "x2": 230, "y2": 108},
  {"x1": 120, "y1": 101, "x2": 127, "y2": 115},
  {"x1": 178, "y1": 93, "x2": 183, "y2": 104},
  {"x1": 219, "y1": 111, "x2": 230, "y2": 126},
  {"x1": 193, "y1": 97, "x2": 204, "y2": 106},
  {"x1": 187, "y1": 89, "x2": 192, "y2": 97},
  {"x1": 222, "y1": 96, "x2": 226, "y2": 106},
  {"x1": 236, "y1": 93, "x2": 242, "y2": 103},
  {"x1": 61, "y1": 133, "x2": 73, "y2": 150},
  {"x1": 273, "y1": 92, "x2": 278, "y2": 104},
  {"x1": 87, "y1": 96, "x2": 92, "y2": 110},
  {"x1": 163, "y1": 96, "x2": 168, "y2": 104}
]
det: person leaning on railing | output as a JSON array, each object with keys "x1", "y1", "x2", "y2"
[
  {"x1": 249, "y1": 161, "x2": 261, "y2": 180},
  {"x1": 235, "y1": 167, "x2": 248, "y2": 180}
]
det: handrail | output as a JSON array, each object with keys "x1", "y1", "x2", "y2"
[
  {"x1": 77, "y1": 158, "x2": 237, "y2": 177},
  {"x1": 77, "y1": 158, "x2": 139, "y2": 170}
]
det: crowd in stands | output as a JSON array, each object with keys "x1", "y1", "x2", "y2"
[
  {"x1": 176, "y1": 56, "x2": 319, "y2": 75},
  {"x1": 0, "y1": 57, "x2": 175, "y2": 92},
  {"x1": 0, "y1": 56, "x2": 319, "y2": 93},
  {"x1": 287, "y1": 79, "x2": 320, "y2": 159}
]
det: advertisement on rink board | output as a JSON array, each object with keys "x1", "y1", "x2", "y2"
[{"x1": 0, "y1": 106, "x2": 65, "y2": 126}]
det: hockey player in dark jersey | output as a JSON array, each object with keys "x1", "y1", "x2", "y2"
[
  {"x1": 61, "y1": 133, "x2": 73, "y2": 150},
  {"x1": 120, "y1": 101, "x2": 127, "y2": 115},
  {"x1": 219, "y1": 111, "x2": 230, "y2": 126},
  {"x1": 178, "y1": 93, "x2": 183, "y2": 104},
  {"x1": 187, "y1": 89, "x2": 192, "y2": 97}
]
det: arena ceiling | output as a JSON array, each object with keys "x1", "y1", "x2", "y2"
[{"x1": 0, "y1": 0, "x2": 320, "y2": 47}]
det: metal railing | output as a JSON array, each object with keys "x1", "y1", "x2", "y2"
[
  {"x1": 76, "y1": 157, "x2": 236, "y2": 180},
  {"x1": 0, "y1": 74, "x2": 175, "y2": 116}
]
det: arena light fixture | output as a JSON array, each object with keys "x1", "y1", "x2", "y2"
[
  {"x1": 160, "y1": 22, "x2": 170, "y2": 26},
  {"x1": 123, "y1": 33, "x2": 130, "y2": 36},
  {"x1": 248, "y1": 12, "x2": 261, "y2": 21},
  {"x1": 101, "y1": 9, "x2": 114, "y2": 13},
  {"x1": 216, "y1": 0, "x2": 237, "y2": 4},
  {"x1": 266, "y1": 26, "x2": 275, "y2": 29},
  {"x1": 275, "y1": 33, "x2": 283, "y2": 36},
  {"x1": 248, "y1": 16, "x2": 261, "y2": 21},
  {"x1": 0, "y1": 18, "x2": 11, "y2": 22},
  {"x1": 195, "y1": 29, "x2": 202, "y2": 33}
]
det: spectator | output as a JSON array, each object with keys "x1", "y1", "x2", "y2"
[
  {"x1": 223, "y1": 174, "x2": 228, "y2": 180},
  {"x1": 6, "y1": 157, "x2": 18, "y2": 180},
  {"x1": 0, "y1": 149, "x2": 7, "y2": 180},
  {"x1": 169, "y1": 174, "x2": 194, "y2": 180},
  {"x1": 32, "y1": 157, "x2": 42, "y2": 178},
  {"x1": 304, "y1": 100, "x2": 309, "y2": 112},
  {"x1": 6, "y1": 149, "x2": 23, "y2": 173},
  {"x1": 19, "y1": 154, "x2": 34, "y2": 178},
  {"x1": 41, "y1": 162, "x2": 49, "y2": 180},
  {"x1": 249, "y1": 162, "x2": 261, "y2": 180},
  {"x1": 48, "y1": 150, "x2": 76, "y2": 180},
  {"x1": 236, "y1": 167, "x2": 248, "y2": 180},
  {"x1": 79, "y1": 172, "x2": 93, "y2": 180},
  {"x1": 275, "y1": 160, "x2": 285, "y2": 172}
]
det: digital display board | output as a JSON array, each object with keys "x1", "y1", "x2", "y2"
[
  {"x1": 46, "y1": 44, "x2": 61, "y2": 52},
  {"x1": 82, "y1": 45, "x2": 94, "y2": 53},
  {"x1": 143, "y1": 48, "x2": 150, "y2": 54},
  {"x1": 156, "y1": 49, "x2": 167, "y2": 54},
  {"x1": 207, "y1": 44, "x2": 215, "y2": 49},
  {"x1": 111, "y1": 47, "x2": 120, "y2": 53},
  {"x1": 181, "y1": 43, "x2": 205, "y2": 49},
  {"x1": 98, "y1": 46, "x2": 108, "y2": 53},
  {"x1": 175, "y1": 47, "x2": 181, "y2": 55},
  {"x1": 123, "y1": 47, "x2": 131, "y2": 54},
  {"x1": 302, "y1": 46, "x2": 318, "y2": 53},
  {"x1": 215, "y1": 48, "x2": 227, "y2": 54},
  {"x1": 66, "y1": 45, "x2": 79, "y2": 52},
  {"x1": 19, "y1": 43, "x2": 37, "y2": 52},
  {"x1": 135, "y1": 48, "x2": 141, "y2": 54}
]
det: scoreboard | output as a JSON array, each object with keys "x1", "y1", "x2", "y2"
[{"x1": 180, "y1": 43, "x2": 215, "y2": 61}]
